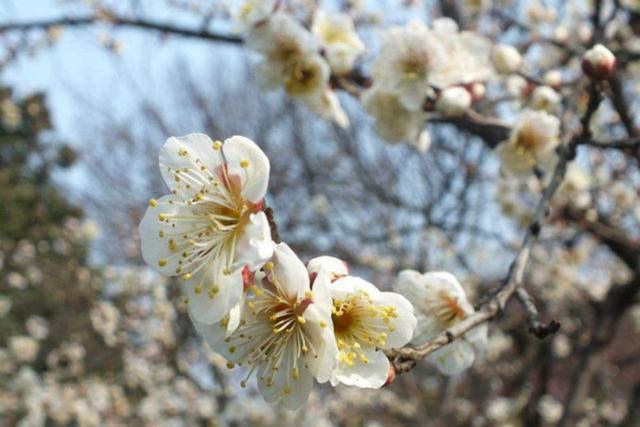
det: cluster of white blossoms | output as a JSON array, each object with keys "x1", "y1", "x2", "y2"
[
  {"x1": 140, "y1": 134, "x2": 489, "y2": 408},
  {"x1": 364, "y1": 18, "x2": 492, "y2": 151},
  {"x1": 240, "y1": 4, "x2": 364, "y2": 128}
]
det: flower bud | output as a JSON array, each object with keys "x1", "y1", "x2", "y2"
[
  {"x1": 435, "y1": 86, "x2": 472, "y2": 117},
  {"x1": 492, "y1": 44, "x2": 522, "y2": 74},
  {"x1": 582, "y1": 44, "x2": 616, "y2": 79}
]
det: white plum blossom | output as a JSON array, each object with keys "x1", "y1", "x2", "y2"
[
  {"x1": 395, "y1": 270, "x2": 487, "y2": 375},
  {"x1": 193, "y1": 243, "x2": 337, "y2": 409},
  {"x1": 435, "y1": 86, "x2": 472, "y2": 117},
  {"x1": 530, "y1": 85, "x2": 561, "y2": 113},
  {"x1": 582, "y1": 44, "x2": 616, "y2": 79},
  {"x1": 370, "y1": 18, "x2": 491, "y2": 113},
  {"x1": 497, "y1": 110, "x2": 561, "y2": 175},
  {"x1": 233, "y1": 0, "x2": 278, "y2": 30},
  {"x1": 327, "y1": 276, "x2": 416, "y2": 388},
  {"x1": 362, "y1": 86, "x2": 428, "y2": 150},
  {"x1": 139, "y1": 134, "x2": 274, "y2": 327},
  {"x1": 247, "y1": 12, "x2": 349, "y2": 127},
  {"x1": 307, "y1": 255, "x2": 348, "y2": 282},
  {"x1": 428, "y1": 18, "x2": 493, "y2": 87},
  {"x1": 371, "y1": 20, "x2": 446, "y2": 111},
  {"x1": 312, "y1": 10, "x2": 365, "y2": 75},
  {"x1": 492, "y1": 44, "x2": 522, "y2": 75}
]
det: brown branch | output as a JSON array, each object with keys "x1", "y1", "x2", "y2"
[
  {"x1": 264, "y1": 206, "x2": 281, "y2": 244},
  {"x1": 515, "y1": 287, "x2": 560, "y2": 339},
  {"x1": 0, "y1": 15, "x2": 243, "y2": 44}
]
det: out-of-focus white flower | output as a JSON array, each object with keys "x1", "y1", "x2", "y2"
[
  {"x1": 311, "y1": 194, "x2": 330, "y2": 215},
  {"x1": 526, "y1": 0, "x2": 556, "y2": 23},
  {"x1": 1, "y1": 99, "x2": 22, "y2": 130},
  {"x1": 395, "y1": 271, "x2": 487, "y2": 375},
  {"x1": 9, "y1": 336, "x2": 40, "y2": 362},
  {"x1": 307, "y1": 255, "x2": 349, "y2": 282},
  {"x1": 328, "y1": 276, "x2": 416, "y2": 388},
  {"x1": 248, "y1": 12, "x2": 349, "y2": 127},
  {"x1": 582, "y1": 44, "x2": 616, "y2": 79},
  {"x1": 303, "y1": 87, "x2": 350, "y2": 128},
  {"x1": 435, "y1": 86, "x2": 472, "y2": 117},
  {"x1": 530, "y1": 85, "x2": 561, "y2": 113},
  {"x1": 139, "y1": 134, "x2": 273, "y2": 327},
  {"x1": 429, "y1": 18, "x2": 493, "y2": 87},
  {"x1": 506, "y1": 75, "x2": 528, "y2": 97},
  {"x1": 26, "y1": 316, "x2": 49, "y2": 340},
  {"x1": 415, "y1": 129, "x2": 432, "y2": 153},
  {"x1": 492, "y1": 44, "x2": 522, "y2": 74},
  {"x1": 543, "y1": 70, "x2": 562, "y2": 87},
  {"x1": 558, "y1": 164, "x2": 592, "y2": 209},
  {"x1": 194, "y1": 243, "x2": 337, "y2": 409},
  {"x1": 537, "y1": 395, "x2": 564, "y2": 424},
  {"x1": 371, "y1": 20, "x2": 445, "y2": 111},
  {"x1": 0, "y1": 296, "x2": 11, "y2": 318},
  {"x1": 497, "y1": 110, "x2": 560, "y2": 175},
  {"x1": 362, "y1": 86, "x2": 427, "y2": 150},
  {"x1": 233, "y1": 0, "x2": 278, "y2": 30},
  {"x1": 312, "y1": 10, "x2": 365, "y2": 75}
]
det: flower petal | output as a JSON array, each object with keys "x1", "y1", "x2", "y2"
[
  {"x1": 159, "y1": 133, "x2": 225, "y2": 198},
  {"x1": 272, "y1": 243, "x2": 309, "y2": 300},
  {"x1": 185, "y1": 262, "x2": 243, "y2": 325},
  {"x1": 222, "y1": 136, "x2": 270, "y2": 203},
  {"x1": 428, "y1": 340, "x2": 475, "y2": 375},
  {"x1": 138, "y1": 194, "x2": 204, "y2": 276},
  {"x1": 334, "y1": 347, "x2": 389, "y2": 389},
  {"x1": 307, "y1": 256, "x2": 348, "y2": 281},
  {"x1": 376, "y1": 291, "x2": 416, "y2": 349},
  {"x1": 233, "y1": 212, "x2": 274, "y2": 271}
]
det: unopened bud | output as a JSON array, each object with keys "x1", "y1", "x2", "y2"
[
  {"x1": 492, "y1": 44, "x2": 522, "y2": 74},
  {"x1": 435, "y1": 86, "x2": 472, "y2": 117},
  {"x1": 582, "y1": 44, "x2": 616, "y2": 79}
]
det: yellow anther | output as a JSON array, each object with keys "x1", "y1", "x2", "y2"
[
  {"x1": 283, "y1": 385, "x2": 291, "y2": 394},
  {"x1": 178, "y1": 148, "x2": 188, "y2": 156},
  {"x1": 320, "y1": 321, "x2": 327, "y2": 328},
  {"x1": 168, "y1": 239, "x2": 177, "y2": 251},
  {"x1": 149, "y1": 198, "x2": 158, "y2": 207},
  {"x1": 302, "y1": 345, "x2": 308, "y2": 353},
  {"x1": 194, "y1": 285, "x2": 202, "y2": 294},
  {"x1": 158, "y1": 230, "x2": 164, "y2": 238},
  {"x1": 182, "y1": 273, "x2": 192, "y2": 281},
  {"x1": 212, "y1": 140, "x2": 222, "y2": 149},
  {"x1": 229, "y1": 346, "x2": 236, "y2": 353},
  {"x1": 305, "y1": 290, "x2": 313, "y2": 299},
  {"x1": 240, "y1": 380, "x2": 247, "y2": 388},
  {"x1": 158, "y1": 213, "x2": 169, "y2": 221},
  {"x1": 195, "y1": 193, "x2": 203, "y2": 201},
  {"x1": 158, "y1": 259, "x2": 168, "y2": 267},
  {"x1": 240, "y1": 159, "x2": 250, "y2": 168},
  {"x1": 264, "y1": 261, "x2": 274, "y2": 271},
  {"x1": 226, "y1": 361, "x2": 235, "y2": 369},
  {"x1": 251, "y1": 285, "x2": 263, "y2": 295},
  {"x1": 220, "y1": 315, "x2": 230, "y2": 327},
  {"x1": 292, "y1": 368, "x2": 299, "y2": 379},
  {"x1": 223, "y1": 268, "x2": 231, "y2": 275},
  {"x1": 297, "y1": 315, "x2": 306, "y2": 324}
]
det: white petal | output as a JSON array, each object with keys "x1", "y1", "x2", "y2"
[
  {"x1": 257, "y1": 359, "x2": 314, "y2": 410},
  {"x1": 185, "y1": 264, "x2": 243, "y2": 325},
  {"x1": 273, "y1": 243, "x2": 309, "y2": 299},
  {"x1": 222, "y1": 136, "x2": 270, "y2": 203},
  {"x1": 376, "y1": 291, "x2": 416, "y2": 349},
  {"x1": 329, "y1": 276, "x2": 381, "y2": 300},
  {"x1": 334, "y1": 348, "x2": 389, "y2": 389},
  {"x1": 307, "y1": 256, "x2": 348, "y2": 281},
  {"x1": 234, "y1": 212, "x2": 274, "y2": 270},
  {"x1": 138, "y1": 194, "x2": 201, "y2": 276},
  {"x1": 428, "y1": 340, "x2": 475, "y2": 375},
  {"x1": 159, "y1": 133, "x2": 224, "y2": 198},
  {"x1": 303, "y1": 273, "x2": 338, "y2": 383}
]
